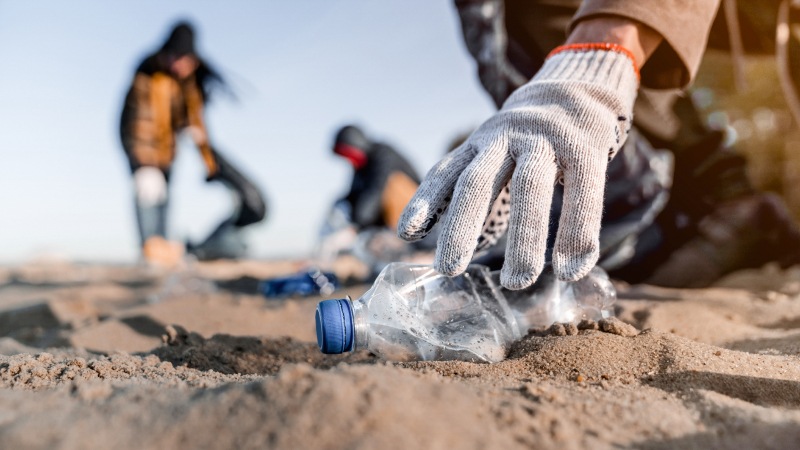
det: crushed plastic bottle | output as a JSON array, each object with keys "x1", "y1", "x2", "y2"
[{"x1": 315, "y1": 262, "x2": 615, "y2": 363}]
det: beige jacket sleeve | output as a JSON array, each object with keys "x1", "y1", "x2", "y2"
[{"x1": 571, "y1": 0, "x2": 721, "y2": 89}]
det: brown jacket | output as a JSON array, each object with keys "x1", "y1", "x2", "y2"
[
  {"x1": 499, "y1": 0, "x2": 721, "y2": 90},
  {"x1": 120, "y1": 71, "x2": 217, "y2": 176},
  {"x1": 506, "y1": 0, "x2": 798, "y2": 90},
  {"x1": 572, "y1": 0, "x2": 721, "y2": 89}
]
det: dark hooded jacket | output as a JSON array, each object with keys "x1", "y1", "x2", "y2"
[{"x1": 334, "y1": 126, "x2": 421, "y2": 229}]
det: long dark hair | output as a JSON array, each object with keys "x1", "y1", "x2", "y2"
[{"x1": 138, "y1": 21, "x2": 228, "y2": 102}]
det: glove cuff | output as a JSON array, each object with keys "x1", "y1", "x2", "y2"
[
  {"x1": 538, "y1": 44, "x2": 638, "y2": 89},
  {"x1": 547, "y1": 43, "x2": 639, "y2": 79}
]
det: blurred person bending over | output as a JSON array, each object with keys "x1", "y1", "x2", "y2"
[
  {"x1": 120, "y1": 21, "x2": 266, "y2": 266},
  {"x1": 333, "y1": 125, "x2": 421, "y2": 231},
  {"x1": 317, "y1": 125, "x2": 431, "y2": 276},
  {"x1": 397, "y1": 0, "x2": 800, "y2": 289}
]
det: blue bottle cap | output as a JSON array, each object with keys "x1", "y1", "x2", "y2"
[{"x1": 315, "y1": 298, "x2": 354, "y2": 354}]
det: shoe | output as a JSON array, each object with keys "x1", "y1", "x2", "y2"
[{"x1": 142, "y1": 236, "x2": 185, "y2": 269}]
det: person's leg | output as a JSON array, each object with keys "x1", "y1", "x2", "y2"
[
  {"x1": 133, "y1": 166, "x2": 169, "y2": 246},
  {"x1": 610, "y1": 90, "x2": 800, "y2": 286},
  {"x1": 644, "y1": 192, "x2": 800, "y2": 287},
  {"x1": 135, "y1": 201, "x2": 168, "y2": 244},
  {"x1": 133, "y1": 166, "x2": 185, "y2": 266}
]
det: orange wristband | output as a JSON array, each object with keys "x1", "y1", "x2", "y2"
[{"x1": 547, "y1": 43, "x2": 640, "y2": 80}]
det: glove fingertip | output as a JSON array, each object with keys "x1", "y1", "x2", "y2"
[
  {"x1": 397, "y1": 215, "x2": 436, "y2": 242},
  {"x1": 500, "y1": 266, "x2": 541, "y2": 290},
  {"x1": 397, "y1": 226, "x2": 427, "y2": 242},
  {"x1": 552, "y1": 251, "x2": 598, "y2": 282},
  {"x1": 433, "y1": 252, "x2": 471, "y2": 277},
  {"x1": 398, "y1": 201, "x2": 447, "y2": 241}
]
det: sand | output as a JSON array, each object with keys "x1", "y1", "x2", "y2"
[{"x1": 0, "y1": 260, "x2": 798, "y2": 449}]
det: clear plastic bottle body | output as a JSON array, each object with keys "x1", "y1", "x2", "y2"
[
  {"x1": 320, "y1": 263, "x2": 617, "y2": 363},
  {"x1": 499, "y1": 266, "x2": 616, "y2": 332},
  {"x1": 351, "y1": 264, "x2": 520, "y2": 363}
]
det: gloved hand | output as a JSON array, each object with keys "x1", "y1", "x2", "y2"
[
  {"x1": 197, "y1": 143, "x2": 219, "y2": 182},
  {"x1": 398, "y1": 44, "x2": 639, "y2": 289},
  {"x1": 133, "y1": 166, "x2": 168, "y2": 208}
]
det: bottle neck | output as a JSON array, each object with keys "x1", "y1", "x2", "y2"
[{"x1": 350, "y1": 298, "x2": 370, "y2": 351}]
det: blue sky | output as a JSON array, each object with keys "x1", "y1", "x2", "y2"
[{"x1": 0, "y1": 1, "x2": 496, "y2": 263}]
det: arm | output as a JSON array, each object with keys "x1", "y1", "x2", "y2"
[
  {"x1": 571, "y1": 0, "x2": 721, "y2": 88},
  {"x1": 567, "y1": 16, "x2": 663, "y2": 69},
  {"x1": 183, "y1": 80, "x2": 218, "y2": 179}
]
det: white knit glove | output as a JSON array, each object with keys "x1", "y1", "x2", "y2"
[
  {"x1": 398, "y1": 45, "x2": 639, "y2": 289},
  {"x1": 133, "y1": 166, "x2": 168, "y2": 208}
]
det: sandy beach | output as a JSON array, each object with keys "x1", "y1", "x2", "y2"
[{"x1": 0, "y1": 259, "x2": 798, "y2": 449}]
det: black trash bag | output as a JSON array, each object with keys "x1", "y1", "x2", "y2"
[
  {"x1": 212, "y1": 149, "x2": 267, "y2": 227},
  {"x1": 187, "y1": 149, "x2": 267, "y2": 260}
]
